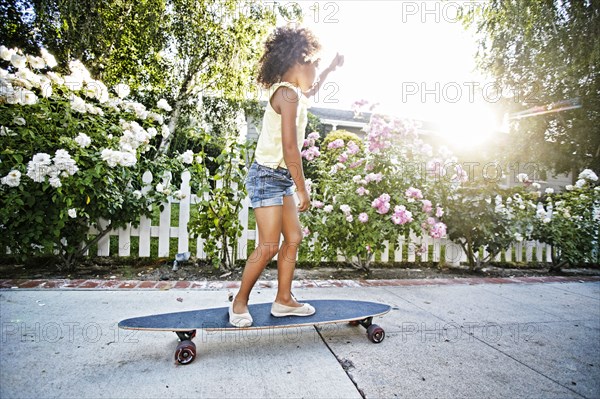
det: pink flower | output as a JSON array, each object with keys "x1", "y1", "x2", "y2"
[
  {"x1": 405, "y1": 187, "x2": 423, "y2": 199},
  {"x1": 302, "y1": 227, "x2": 310, "y2": 237},
  {"x1": 365, "y1": 173, "x2": 383, "y2": 183},
  {"x1": 301, "y1": 146, "x2": 321, "y2": 161},
  {"x1": 429, "y1": 222, "x2": 447, "y2": 238},
  {"x1": 422, "y1": 200, "x2": 433, "y2": 213},
  {"x1": 435, "y1": 206, "x2": 444, "y2": 218},
  {"x1": 303, "y1": 139, "x2": 310, "y2": 148},
  {"x1": 372, "y1": 194, "x2": 391, "y2": 215},
  {"x1": 358, "y1": 213, "x2": 369, "y2": 223},
  {"x1": 347, "y1": 141, "x2": 360, "y2": 155},
  {"x1": 338, "y1": 152, "x2": 348, "y2": 163},
  {"x1": 427, "y1": 217, "x2": 435, "y2": 225},
  {"x1": 356, "y1": 186, "x2": 369, "y2": 196},
  {"x1": 451, "y1": 165, "x2": 468, "y2": 183},
  {"x1": 307, "y1": 132, "x2": 320, "y2": 140},
  {"x1": 391, "y1": 205, "x2": 413, "y2": 225},
  {"x1": 327, "y1": 139, "x2": 345, "y2": 150},
  {"x1": 312, "y1": 200, "x2": 324, "y2": 208}
]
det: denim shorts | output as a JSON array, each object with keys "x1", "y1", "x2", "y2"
[{"x1": 246, "y1": 161, "x2": 294, "y2": 208}]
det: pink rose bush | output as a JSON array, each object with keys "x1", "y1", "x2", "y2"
[{"x1": 299, "y1": 111, "x2": 458, "y2": 270}]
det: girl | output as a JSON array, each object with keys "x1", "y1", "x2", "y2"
[{"x1": 229, "y1": 26, "x2": 344, "y2": 327}]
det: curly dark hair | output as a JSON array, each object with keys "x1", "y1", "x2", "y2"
[{"x1": 257, "y1": 26, "x2": 322, "y2": 88}]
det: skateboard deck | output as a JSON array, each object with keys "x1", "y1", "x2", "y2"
[{"x1": 119, "y1": 299, "x2": 391, "y2": 365}]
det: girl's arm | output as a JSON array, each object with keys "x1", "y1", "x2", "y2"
[
  {"x1": 303, "y1": 53, "x2": 344, "y2": 99},
  {"x1": 273, "y1": 86, "x2": 310, "y2": 212}
]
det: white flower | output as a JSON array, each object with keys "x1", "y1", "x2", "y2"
[
  {"x1": 101, "y1": 149, "x2": 137, "y2": 168},
  {"x1": 48, "y1": 175, "x2": 62, "y2": 188},
  {"x1": 514, "y1": 233, "x2": 523, "y2": 242},
  {"x1": 323, "y1": 205, "x2": 334, "y2": 213},
  {"x1": 39, "y1": 81, "x2": 53, "y2": 98},
  {"x1": 114, "y1": 83, "x2": 130, "y2": 99},
  {"x1": 10, "y1": 54, "x2": 27, "y2": 69},
  {"x1": 179, "y1": 150, "x2": 194, "y2": 164},
  {"x1": 27, "y1": 55, "x2": 46, "y2": 70},
  {"x1": 13, "y1": 116, "x2": 26, "y2": 126},
  {"x1": 173, "y1": 190, "x2": 187, "y2": 200},
  {"x1": 53, "y1": 149, "x2": 78, "y2": 175},
  {"x1": 70, "y1": 95, "x2": 88, "y2": 113},
  {"x1": 17, "y1": 88, "x2": 38, "y2": 105},
  {"x1": 340, "y1": 204, "x2": 351, "y2": 215},
  {"x1": 566, "y1": 185, "x2": 574, "y2": 191},
  {"x1": 542, "y1": 217, "x2": 551, "y2": 224},
  {"x1": 532, "y1": 182, "x2": 541, "y2": 189},
  {"x1": 517, "y1": 173, "x2": 529, "y2": 183},
  {"x1": 0, "y1": 126, "x2": 15, "y2": 136},
  {"x1": 156, "y1": 99, "x2": 172, "y2": 112},
  {"x1": 68, "y1": 208, "x2": 77, "y2": 218},
  {"x1": 575, "y1": 179, "x2": 586, "y2": 188},
  {"x1": 161, "y1": 124, "x2": 171, "y2": 139},
  {"x1": 68, "y1": 60, "x2": 91, "y2": 82},
  {"x1": 545, "y1": 188, "x2": 554, "y2": 194},
  {"x1": 74, "y1": 133, "x2": 92, "y2": 148},
  {"x1": 40, "y1": 48, "x2": 57, "y2": 68},
  {"x1": 84, "y1": 80, "x2": 109, "y2": 103},
  {"x1": 156, "y1": 183, "x2": 165, "y2": 193},
  {"x1": 1, "y1": 170, "x2": 21, "y2": 187},
  {"x1": 46, "y1": 72, "x2": 63, "y2": 85},
  {"x1": 195, "y1": 155, "x2": 203, "y2": 164},
  {"x1": 0, "y1": 46, "x2": 16, "y2": 61},
  {"x1": 132, "y1": 190, "x2": 143, "y2": 199},
  {"x1": 63, "y1": 73, "x2": 84, "y2": 90},
  {"x1": 123, "y1": 101, "x2": 147, "y2": 119},
  {"x1": 33, "y1": 153, "x2": 52, "y2": 165},
  {"x1": 147, "y1": 127, "x2": 158, "y2": 138},
  {"x1": 147, "y1": 112, "x2": 164, "y2": 125},
  {"x1": 578, "y1": 169, "x2": 598, "y2": 182}
]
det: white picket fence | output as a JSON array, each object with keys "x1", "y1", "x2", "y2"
[{"x1": 86, "y1": 170, "x2": 555, "y2": 265}]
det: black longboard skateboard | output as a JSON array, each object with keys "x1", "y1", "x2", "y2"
[{"x1": 118, "y1": 299, "x2": 391, "y2": 365}]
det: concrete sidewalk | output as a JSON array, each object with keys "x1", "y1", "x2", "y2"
[{"x1": 1, "y1": 278, "x2": 599, "y2": 398}]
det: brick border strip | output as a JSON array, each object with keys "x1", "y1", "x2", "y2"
[{"x1": 1, "y1": 276, "x2": 599, "y2": 290}]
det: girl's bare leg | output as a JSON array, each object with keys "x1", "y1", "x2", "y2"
[
  {"x1": 233, "y1": 205, "x2": 283, "y2": 314},
  {"x1": 275, "y1": 195, "x2": 303, "y2": 306}
]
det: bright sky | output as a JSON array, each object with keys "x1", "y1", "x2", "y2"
[{"x1": 277, "y1": 1, "x2": 503, "y2": 146}]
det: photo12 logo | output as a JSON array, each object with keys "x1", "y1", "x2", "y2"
[
  {"x1": 2, "y1": 321, "x2": 139, "y2": 344},
  {"x1": 400, "y1": 1, "x2": 487, "y2": 24},
  {"x1": 400, "y1": 81, "x2": 542, "y2": 105}
]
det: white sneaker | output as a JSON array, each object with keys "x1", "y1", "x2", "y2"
[{"x1": 271, "y1": 302, "x2": 316, "y2": 317}]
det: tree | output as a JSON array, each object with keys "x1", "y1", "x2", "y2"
[
  {"x1": 1, "y1": 0, "x2": 277, "y2": 146},
  {"x1": 461, "y1": 0, "x2": 600, "y2": 177}
]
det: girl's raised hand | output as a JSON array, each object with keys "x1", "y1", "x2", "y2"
[{"x1": 328, "y1": 53, "x2": 344, "y2": 72}]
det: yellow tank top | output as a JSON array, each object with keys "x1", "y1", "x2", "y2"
[{"x1": 255, "y1": 82, "x2": 309, "y2": 169}]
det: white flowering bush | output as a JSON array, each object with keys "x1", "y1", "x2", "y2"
[
  {"x1": 439, "y1": 179, "x2": 537, "y2": 269},
  {"x1": 299, "y1": 109, "x2": 454, "y2": 271},
  {"x1": 0, "y1": 46, "x2": 182, "y2": 268},
  {"x1": 530, "y1": 169, "x2": 600, "y2": 269}
]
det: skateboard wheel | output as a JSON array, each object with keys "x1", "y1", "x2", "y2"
[
  {"x1": 348, "y1": 320, "x2": 360, "y2": 326},
  {"x1": 367, "y1": 324, "x2": 385, "y2": 343},
  {"x1": 175, "y1": 341, "x2": 196, "y2": 365}
]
